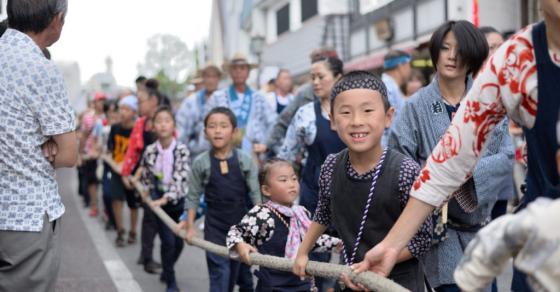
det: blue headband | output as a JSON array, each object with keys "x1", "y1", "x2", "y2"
[{"x1": 383, "y1": 55, "x2": 411, "y2": 70}]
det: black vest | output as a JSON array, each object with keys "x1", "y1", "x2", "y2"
[
  {"x1": 255, "y1": 210, "x2": 311, "y2": 292},
  {"x1": 522, "y1": 21, "x2": 560, "y2": 206},
  {"x1": 331, "y1": 149, "x2": 424, "y2": 292}
]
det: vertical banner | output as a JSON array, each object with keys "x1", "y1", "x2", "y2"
[{"x1": 472, "y1": 0, "x2": 480, "y2": 27}]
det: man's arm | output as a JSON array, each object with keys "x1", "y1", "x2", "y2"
[{"x1": 51, "y1": 131, "x2": 78, "y2": 168}]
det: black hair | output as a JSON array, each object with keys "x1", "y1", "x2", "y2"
[
  {"x1": 268, "y1": 78, "x2": 276, "y2": 85},
  {"x1": 135, "y1": 76, "x2": 147, "y2": 84},
  {"x1": 0, "y1": 19, "x2": 8, "y2": 37},
  {"x1": 478, "y1": 26, "x2": 500, "y2": 36},
  {"x1": 204, "y1": 106, "x2": 237, "y2": 129},
  {"x1": 312, "y1": 56, "x2": 344, "y2": 78},
  {"x1": 258, "y1": 158, "x2": 294, "y2": 187},
  {"x1": 152, "y1": 105, "x2": 176, "y2": 125},
  {"x1": 429, "y1": 20, "x2": 488, "y2": 75},
  {"x1": 330, "y1": 70, "x2": 390, "y2": 113},
  {"x1": 141, "y1": 78, "x2": 167, "y2": 106},
  {"x1": 42, "y1": 48, "x2": 51, "y2": 60},
  {"x1": 7, "y1": 0, "x2": 67, "y2": 33}
]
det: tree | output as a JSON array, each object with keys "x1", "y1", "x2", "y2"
[{"x1": 137, "y1": 34, "x2": 193, "y2": 98}]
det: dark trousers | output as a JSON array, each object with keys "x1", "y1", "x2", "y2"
[
  {"x1": 206, "y1": 251, "x2": 241, "y2": 292},
  {"x1": 102, "y1": 168, "x2": 116, "y2": 228},
  {"x1": 140, "y1": 204, "x2": 159, "y2": 263},
  {"x1": 236, "y1": 263, "x2": 254, "y2": 292},
  {"x1": 512, "y1": 268, "x2": 532, "y2": 292},
  {"x1": 434, "y1": 284, "x2": 461, "y2": 292},
  {"x1": 490, "y1": 199, "x2": 509, "y2": 292},
  {"x1": 155, "y1": 210, "x2": 184, "y2": 286}
]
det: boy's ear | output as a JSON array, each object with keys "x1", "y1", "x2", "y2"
[
  {"x1": 329, "y1": 113, "x2": 337, "y2": 131},
  {"x1": 384, "y1": 106, "x2": 395, "y2": 129}
]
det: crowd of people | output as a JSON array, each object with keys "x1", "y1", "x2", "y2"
[
  {"x1": 72, "y1": 18, "x2": 533, "y2": 292},
  {"x1": 2, "y1": 0, "x2": 560, "y2": 292}
]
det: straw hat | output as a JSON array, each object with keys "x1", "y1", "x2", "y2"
[{"x1": 222, "y1": 52, "x2": 257, "y2": 71}]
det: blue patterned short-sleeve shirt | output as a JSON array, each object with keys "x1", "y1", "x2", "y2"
[{"x1": 0, "y1": 29, "x2": 76, "y2": 232}]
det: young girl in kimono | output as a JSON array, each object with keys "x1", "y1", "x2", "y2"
[
  {"x1": 293, "y1": 71, "x2": 433, "y2": 292},
  {"x1": 388, "y1": 20, "x2": 514, "y2": 292},
  {"x1": 140, "y1": 106, "x2": 190, "y2": 292},
  {"x1": 227, "y1": 158, "x2": 340, "y2": 291}
]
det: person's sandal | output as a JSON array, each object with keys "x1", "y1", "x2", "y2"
[
  {"x1": 116, "y1": 230, "x2": 125, "y2": 247},
  {"x1": 128, "y1": 231, "x2": 137, "y2": 244}
]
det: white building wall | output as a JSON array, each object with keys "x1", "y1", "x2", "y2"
[
  {"x1": 479, "y1": 0, "x2": 521, "y2": 32},
  {"x1": 319, "y1": 0, "x2": 350, "y2": 15},
  {"x1": 1, "y1": 0, "x2": 7, "y2": 20}
]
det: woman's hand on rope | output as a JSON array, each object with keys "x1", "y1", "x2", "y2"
[
  {"x1": 292, "y1": 253, "x2": 309, "y2": 280},
  {"x1": 235, "y1": 242, "x2": 257, "y2": 264},
  {"x1": 351, "y1": 241, "x2": 399, "y2": 278}
]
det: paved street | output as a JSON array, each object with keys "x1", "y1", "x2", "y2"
[{"x1": 55, "y1": 168, "x2": 209, "y2": 292}]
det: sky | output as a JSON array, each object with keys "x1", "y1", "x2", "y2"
[{"x1": 50, "y1": 0, "x2": 212, "y2": 88}]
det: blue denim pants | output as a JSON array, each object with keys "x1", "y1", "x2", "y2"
[{"x1": 206, "y1": 251, "x2": 241, "y2": 292}]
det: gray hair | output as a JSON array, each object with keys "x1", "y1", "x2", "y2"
[{"x1": 7, "y1": 0, "x2": 68, "y2": 33}]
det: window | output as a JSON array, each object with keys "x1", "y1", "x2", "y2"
[
  {"x1": 301, "y1": 0, "x2": 318, "y2": 22},
  {"x1": 276, "y1": 4, "x2": 290, "y2": 36}
]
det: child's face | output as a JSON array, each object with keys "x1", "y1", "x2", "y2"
[
  {"x1": 330, "y1": 88, "x2": 394, "y2": 154},
  {"x1": 154, "y1": 111, "x2": 175, "y2": 140},
  {"x1": 119, "y1": 105, "x2": 135, "y2": 123},
  {"x1": 204, "y1": 113, "x2": 235, "y2": 150},
  {"x1": 262, "y1": 163, "x2": 300, "y2": 206}
]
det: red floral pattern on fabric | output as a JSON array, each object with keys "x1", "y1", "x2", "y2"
[
  {"x1": 413, "y1": 169, "x2": 431, "y2": 191},
  {"x1": 463, "y1": 88, "x2": 505, "y2": 154},
  {"x1": 497, "y1": 36, "x2": 537, "y2": 118},
  {"x1": 431, "y1": 124, "x2": 462, "y2": 163}
]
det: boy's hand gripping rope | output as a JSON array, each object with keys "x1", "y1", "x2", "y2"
[{"x1": 100, "y1": 155, "x2": 408, "y2": 291}]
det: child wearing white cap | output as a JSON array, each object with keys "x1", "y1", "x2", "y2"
[{"x1": 107, "y1": 95, "x2": 139, "y2": 246}]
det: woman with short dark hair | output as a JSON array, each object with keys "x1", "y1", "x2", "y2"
[{"x1": 388, "y1": 20, "x2": 515, "y2": 292}]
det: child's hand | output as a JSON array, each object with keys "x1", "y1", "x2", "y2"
[
  {"x1": 184, "y1": 225, "x2": 197, "y2": 245},
  {"x1": 235, "y1": 242, "x2": 257, "y2": 264},
  {"x1": 122, "y1": 176, "x2": 133, "y2": 190},
  {"x1": 150, "y1": 197, "x2": 168, "y2": 208},
  {"x1": 340, "y1": 273, "x2": 369, "y2": 291},
  {"x1": 175, "y1": 220, "x2": 188, "y2": 236},
  {"x1": 336, "y1": 241, "x2": 344, "y2": 253},
  {"x1": 292, "y1": 253, "x2": 309, "y2": 280}
]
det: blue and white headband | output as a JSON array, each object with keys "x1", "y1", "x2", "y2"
[{"x1": 383, "y1": 55, "x2": 411, "y2": 70}]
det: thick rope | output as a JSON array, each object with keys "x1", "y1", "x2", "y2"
[{"x1": 100, "y1": 155, "x2": 408, "y2": 291}]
